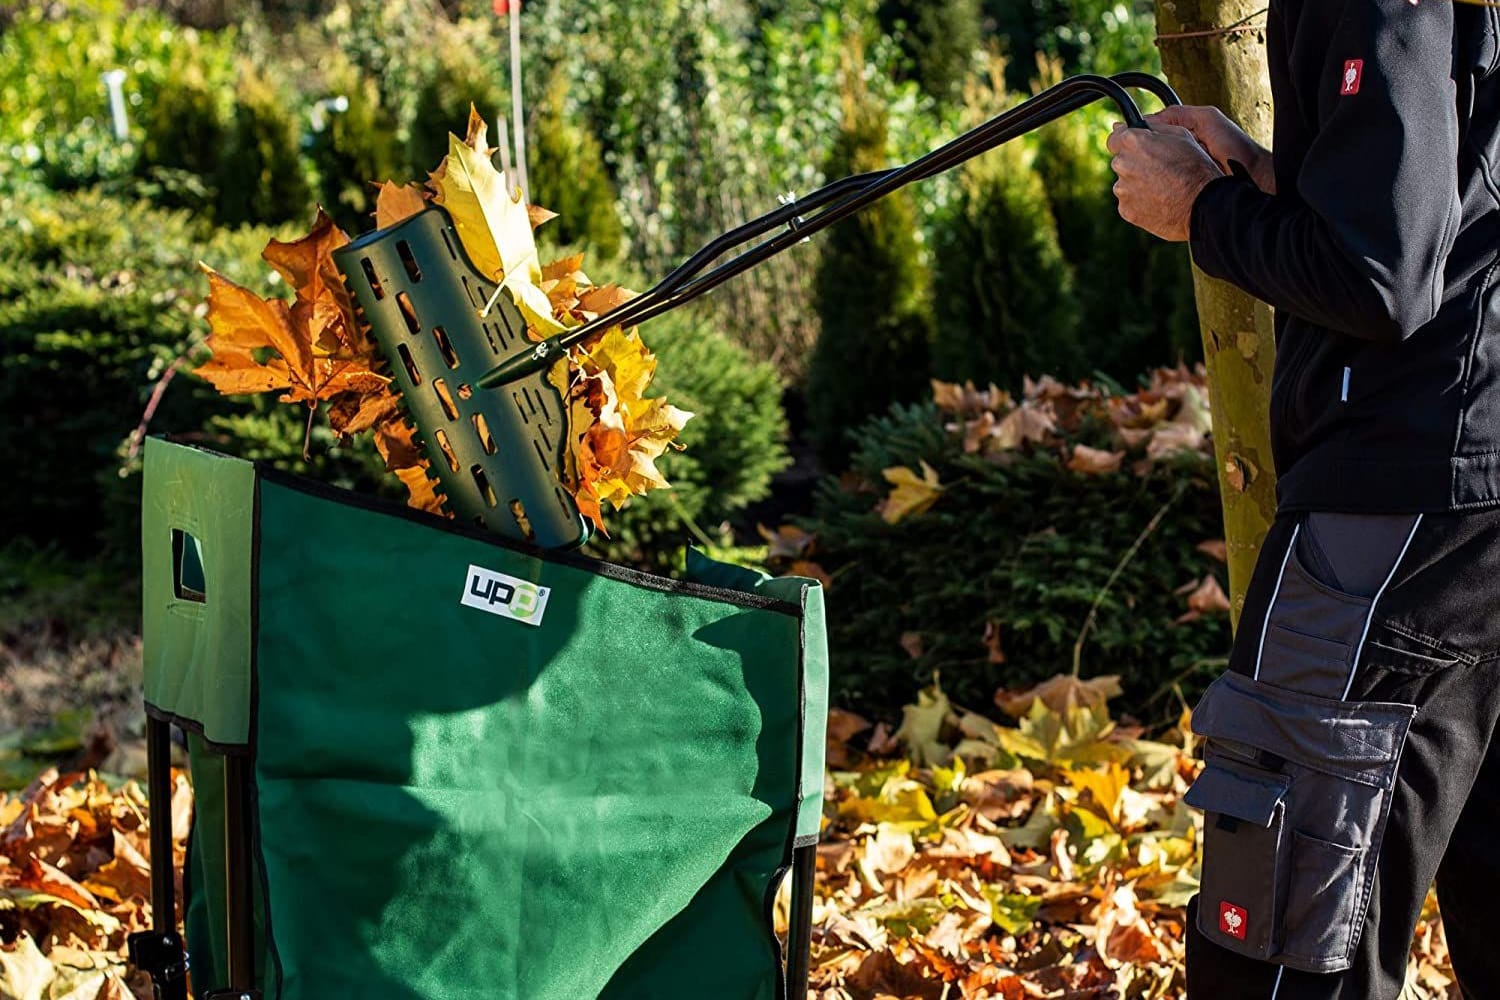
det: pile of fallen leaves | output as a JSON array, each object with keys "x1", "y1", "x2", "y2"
[
  {"x1": 875, "y1": 367, "x2": 1216, "y2": 528},
  {"x1": 799, "y1": 674, "x2": 1459, "y2": 999},
  {"x1": 0, "y1": 769, "x2": 191, "y2": 1000},
  {"x1": 194, "y1": 108, "x2": 689, "y2": 534}
]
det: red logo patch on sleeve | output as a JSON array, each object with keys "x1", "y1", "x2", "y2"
[
  {"x1": 1341, "y1": 59, "x2": 1364, "y2": 96},
  {"x1": 1219, "y1": 901, "x2": 1249, "y2": 940}
]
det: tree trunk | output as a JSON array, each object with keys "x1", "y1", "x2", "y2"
[{"x1": 1153, "y1": 0, "x2": 1277, "y2": 629}]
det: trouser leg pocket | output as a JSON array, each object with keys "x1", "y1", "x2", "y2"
[
  {"x1": 1186, "y1": 672, "x2": 1415, "y2": 974},
  {"x1": 1187, "y1": 756, "x2": 1290, "y2": 958}
]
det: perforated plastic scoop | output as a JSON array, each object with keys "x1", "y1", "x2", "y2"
[{"x1": 334, "y1": 208, "x2": 591, "y2": 549}]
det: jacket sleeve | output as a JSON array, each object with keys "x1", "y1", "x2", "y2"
[{"x1": 1189, "y1": 0, "x2": 1461, "y2": 343}]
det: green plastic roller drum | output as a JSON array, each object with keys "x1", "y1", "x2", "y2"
[{"x1": 333, "y1": 207, "x2": 591, "y2": 549}]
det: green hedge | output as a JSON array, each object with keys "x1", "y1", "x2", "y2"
[
  {"x1": 0, "y1": 189, "x2": 386, "y2": 559},
  {"x1": 798, "y1": 382, "x2": 1229, "y2": 722}
]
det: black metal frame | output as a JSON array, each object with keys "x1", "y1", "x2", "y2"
[
  {"x1": 787, "y1": 844, "x2": 817, "y2": 999},
  {"x1": 129, "y1": 715, "x2": 262, "y2": 1000},
  {"x1": 130, "y1": 71, "x2": 1179, "y2": 1000}
]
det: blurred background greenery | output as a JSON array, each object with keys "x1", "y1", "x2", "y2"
[{"x1": 0, "y1": 0, "x2": 1226, "y2": 736}]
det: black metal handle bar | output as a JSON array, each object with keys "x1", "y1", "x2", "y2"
[
  {"x1": 630, "y1": 71, "x2": 1179, "y2": 317},
  {"x1": 478, "y1": 72, "x2": 1180, "y2": 388},
  {"x1": 617, "y1": 72, "x2": 1181, "y2": 331}
]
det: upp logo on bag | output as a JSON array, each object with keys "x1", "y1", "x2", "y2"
[
  {"x1": 460, "y1": 564, "x2": 550, "y2": 626},
  {"x1": 1219, "y1": 901, "x2": 1248, "y2": 941}
]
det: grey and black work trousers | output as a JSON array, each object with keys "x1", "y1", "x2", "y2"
[{"x1": 1185, "y1": 508, "x2": 1500, "y2": 999}]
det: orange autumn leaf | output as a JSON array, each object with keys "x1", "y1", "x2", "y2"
[
  {"x1": 374, "y1": 180, "x2": 429, "y2": 230},
  {"x1": 575, "y1": 283, "x2": 637, "y2": 320},
  {"x1": 1066, "y1": 443, "x2": 1125, "y2": 476},
  {"x1": 528, "y1": 203, "x2": 559, "y2": 229},
  {"x1": 17, "y1": 857, "x2": 100, "y2": 912},
  {"x1": 194, "y1": 211, "x2": 387, "y2": 409},
  {"x1": 547, "y1": 327, "x2": 692, "y2": 535},
  {"x1": 261, "y1": 208, "x2": 357, "y2": 349},
  {"x1": 327, "y1": 386, "x2": 400, "y2": 439},
  {"x1": 1176, "y1": 574, "x2": 1232, "y2": 623},
  {"x1": 394, "y1": 464, "x2": 446, "y2": 515},
  {"x1": 995, "y1": 674, "x2": 1123, "y2": 718},
  {"x1": 785, "y1": 560, "x2": 831, "y2": 589}
]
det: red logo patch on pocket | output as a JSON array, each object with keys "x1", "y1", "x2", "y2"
[
  {"x1": 1219, "y1": 901, "x2": 1249, "y2": 940},
  {"x1": 1341, "y1": 59, "x2": 1364, "y2": 96}
]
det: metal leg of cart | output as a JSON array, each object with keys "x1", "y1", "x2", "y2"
[
  {"x1": 787, "y1": 843, "x2": 817, "y2": 999},
  {"x1": 127, "y1": 715, "x2": 191, "y2": 1000},
  {"x1": 205, "y1": 754, "x2": 261, "y2": 1000}
]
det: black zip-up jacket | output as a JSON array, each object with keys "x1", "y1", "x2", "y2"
[{"x1": 1189, "y1": 0, "x2": 1500, "y2": 513}]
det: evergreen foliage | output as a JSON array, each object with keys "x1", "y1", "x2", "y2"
[
  {"x1": 802, "y1": 400, "x2": 1229, "y2": 721},
  {"x1": 1033, "y1": 107, "x2": 1199, "y2": 376},
  {"x1": 983, "y1": 0, "x2": 1159, "y2": 93},
  {"x1": 527, "y1": 75, "x2": 626, "y2": 260},
  {"x1": 306, "y1": 56, "x2": 404, "y2": 234},
  {"x1": 215, "y1": 67, "x2": 314, "y2": 226},
  {"x1": 0, "y1": 190, "x2": 296, "y2": 556},
  {"x1": 806, "y1": 74, "x2": 934, "y2": 467},
  {"x1": 876, "y1": 0, "x2": 982, "y2": 105},
  {"x1": 404, "y1": 48, "x2": 509, "y2": 184},
  {"x1": 931, "y1": 135, "x2": 1085, "y2": 386},
  {"x1": 135, "y1": 54, "x2": 234, "y2": 216}
]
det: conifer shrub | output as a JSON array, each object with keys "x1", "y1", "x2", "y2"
[
  {"x1": 305, "y1": 56, "x2": 404, "y2": 234},
  {"x1": 876, "y1": 0, "x2": 982, "y2": 105},
  {"x1": 799, "y1": 380, "x2": 1229, "y2": 722},
  {"x1": 527, "y1": 75, "x2": 626, "y2": 260},
  {"x1": 0, "y1": 190, "x2": 293, "y2": 555},
  {"x1": 806, "y1": 81, "x2": 934, "y2": 468},
  {"x1": 1033, "y1": 107, "x2": 1199, "y2": 377},
  {"x1": 930, "y1": 134, "x2": 1085, "y2": 387},
  {"x1": 404, "y1": 49, "x2": 510, "y2": 182},
  {"x1": 215, "y1": 67, "x2": 315, "y2": 226}
]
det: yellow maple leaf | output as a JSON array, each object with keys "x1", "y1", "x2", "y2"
[
  {"x1": 429, "y1": 109, "x2": 566, "y2": 338},
  {"x1": 880, "y1": 461, "x2": 944, "y2": 524},
  {"x1": 547, "y1": 327, "x2": 693, "y2": 534},
  {"x1": 1062, "y1": 762, "x2": 1131, "y2": 824}
]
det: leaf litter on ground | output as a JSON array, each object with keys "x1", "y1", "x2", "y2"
[
  {"x1": 783, "y1": 673, "x2": 1460, "y2": 1000},
  {"x1": 0, "y1": 674, "x2": 1461, "y2": 999}
]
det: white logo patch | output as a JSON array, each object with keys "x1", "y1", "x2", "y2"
[{"x1": 460, "y1": 564, "x2": 550, "y2": 626}]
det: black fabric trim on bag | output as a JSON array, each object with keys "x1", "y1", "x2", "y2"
[
  {"x1": 143, "y1": 703, "x2": 251, "y2": 757},
  {"x1": 253, "y1": 460, "x2": 802, "y2": 617}
]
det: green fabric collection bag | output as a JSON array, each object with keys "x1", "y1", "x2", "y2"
[{"x1": 140, "y1": 438, "x2": 829, "y2": 999}]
